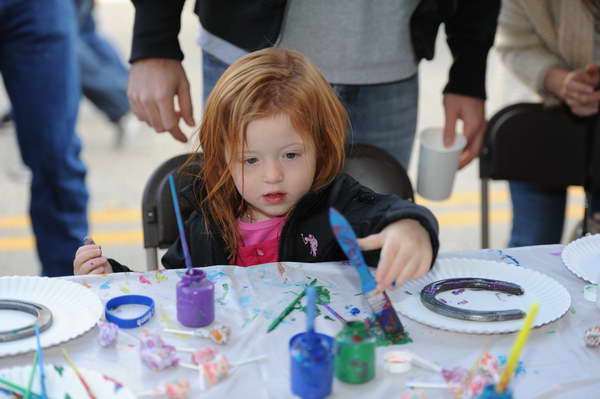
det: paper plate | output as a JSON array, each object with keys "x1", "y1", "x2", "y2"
[
  {"x1": 0, "y1": 364, "x2": 135, "y2": 399},
  {"x1": 395, "y1": 258, "x2": 571, "y2": 334},
  {"x1": 561, "y1": 234, "x2": 600, "y2": 283},
  {"x1": 0, "y1": 277, "x2": 102, "y2": 357}
]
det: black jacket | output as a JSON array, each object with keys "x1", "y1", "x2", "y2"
[
  {"x1": 109, "y1": 173, "x2": 439, "y2": 272},
  {"x1": 130, "y1": 0, "x2": 499, "y2": 99}
]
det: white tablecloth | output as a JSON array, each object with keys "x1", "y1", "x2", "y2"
[{"x1": 1, "y1": 244, "x2": 600, "y2": 398}]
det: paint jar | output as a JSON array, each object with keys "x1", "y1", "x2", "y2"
[
  {"x1": 334, "y1": 321, "x2": 375, "y2": 384},
  {"x1": 176, "y1": 269, "x2": 214, "y2": 327},
  {"x1": 476, "y1": 384, "x2": 513, "y2": 399},
  {"x1": 290, "y1": 332, "x2": 334, "y2": 399}
]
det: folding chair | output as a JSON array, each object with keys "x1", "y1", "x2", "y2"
[
  {"x1": 141, "y1": 153, "x2": 201, "y2": 270},
  {"x1": 141, "y1": 143, "x2": 414, "y2": 270},
  {"x1": 479, "y1": 102, "x2": 595, "y2": 248}
]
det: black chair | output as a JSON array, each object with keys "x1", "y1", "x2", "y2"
[
  {"x1": 479, "y1": 102, "x2": 596, "y2": 248},
  {"x1": 141, "y1": 153, "x2": 202, "y2": 270},
  {"x1": 141, "y1": 143, "x2": 413, "y2": 270}
]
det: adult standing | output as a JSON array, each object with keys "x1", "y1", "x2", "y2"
[
  {"x1": 0, "y1": 0, "x2": 89, "y2": 276},
  {"x1": 496, "y1": 0, "x2": 600, "y2": 246},
  {"x1": 76, "y1": 0, "x2": 132, "y2": 148},
  {"x1": 128, "y1": 0, "x2": 499, "y2": 169}
]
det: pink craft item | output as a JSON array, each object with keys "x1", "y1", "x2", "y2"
[
  {"x1": 140, "y1": 331, "x2": 180, "y2": 371},
  {"x1": 137, "y1": 379, "x2": 190, "y2": 398}
]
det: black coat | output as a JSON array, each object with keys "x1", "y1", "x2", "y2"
[
  {"x1": 109, "y1": 173, "x2": 439, "y2": 272},
  {"x1": 129, "y1": 0, "x2": 500, "y2": 100}
]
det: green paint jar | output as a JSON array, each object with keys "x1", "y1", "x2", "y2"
[{"x1": 334, "y1": 321, "x2": 375, "y2": 384}]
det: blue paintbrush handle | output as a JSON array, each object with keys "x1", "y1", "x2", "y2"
[
  {"x1": 329, "y1": 208, "x2": 377, "y2": 292},
  {"x1": 306, "y1": 286, "x2": 316, "y2": 334},
  {"x1": 168, "y1": 174, "x2": 193, "y2": 269}
]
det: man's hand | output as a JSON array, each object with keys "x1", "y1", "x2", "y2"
[
  {"x1": 357, "y1": 219, "x2": 433, "y2": 291},
  {"x1": 128, "y1": 58, "x2": 195, "y2": 142},
  {"x1": 442, "y1": 93, "x2": 486, "y2": 169}
]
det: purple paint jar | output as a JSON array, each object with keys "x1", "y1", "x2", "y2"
[{"x1": 176, "y1": 269, "x2": 215, "y2": 327}]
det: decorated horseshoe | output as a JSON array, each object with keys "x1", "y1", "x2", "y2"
[
  {"x1": 420, "y1": 278, "x2": 526, "y2": 322},
  {"x1": 0, "y1": 299, "x2": 53, "y2": 342}
]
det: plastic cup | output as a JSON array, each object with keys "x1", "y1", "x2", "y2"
[{"x1": 416, "y1": 127, "x2": 466, "y2": 201}]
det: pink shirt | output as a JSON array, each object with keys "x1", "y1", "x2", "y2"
[{"x1": 235, "y1": 216, "x2": 287, "y2": 267}]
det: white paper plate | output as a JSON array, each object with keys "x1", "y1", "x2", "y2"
[
  {"x1": 561, "y1": 234, "x2": 600, "y2": 283},
  {"x1": 396, "y1": 258, "x2": 571, "y2": 334},
  {"x1": 0, "y1": 277, "x2": 102, "y2": 357},
  {"x1": 0, "y1": 364, "x2": 134, "y2": 399}
]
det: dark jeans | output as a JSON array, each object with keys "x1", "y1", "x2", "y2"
[
  {"x1": 201, "y1": 50, "x2": 418, "y2": 168},
  {"x1": 0, "y1": 0, "x2": 89, "y2": 276},
  {"x1": 76, "y1": 0, "x2": 129, "y2": 122},
  {"x1": 508, "y1": 182, "x2": 567, "y2": 247}
]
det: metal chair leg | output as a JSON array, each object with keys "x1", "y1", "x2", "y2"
[
  {"x1": 146, "y1": 248, "x2": 159, "y2": 271},
  {"x1": 481, "y1": 178, "x2": 490, "y2": 248}
]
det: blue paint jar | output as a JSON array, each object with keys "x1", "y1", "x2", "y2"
[
  {"x1": 477, "y1": 384, "x2": 513, "y2": 399},
  {"x1": 290, "y1": 332, "x2": 334, "y2": 399}
]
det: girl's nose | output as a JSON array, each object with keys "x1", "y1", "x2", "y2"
[{"x1": 263, "y1": 161, "x2": 283, "y2": 183}]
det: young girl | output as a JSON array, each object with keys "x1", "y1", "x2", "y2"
[{"x1": 74, "y1": 48, "x2": 439, "y2": 290}]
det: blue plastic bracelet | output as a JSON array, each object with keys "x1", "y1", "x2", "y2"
[{"x1": 105, "y1": 295, "x2": 155, "y2": 329}]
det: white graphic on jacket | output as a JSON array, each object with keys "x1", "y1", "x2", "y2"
[{"x1": 301, "y1": 233, "x2": 318, "y2": 257}]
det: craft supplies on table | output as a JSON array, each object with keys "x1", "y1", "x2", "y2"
[
  {"x1": 334, "y1": 321, "x2": 376, "y2": 384},
  {"x1": 0, "y1": 276, "x2": 102, "y2": 357},
  {"x1": 329, "y1": 208, "x2": 406, "y2": 341},
  {"x1": 289, "y1": 286, "x2": 334, "y2": 399},
  {"x1": 175, "y1": 269, "x2": 214, "y2": 328},
  {"x1": 2, "y1": 244, "x2": 599, "y2": 398}
]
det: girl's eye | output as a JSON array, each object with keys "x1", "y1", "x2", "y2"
[
  {"x1": 285, "y1": 152, "x2": 300, "y2": 159},
  {"x1": 244, "y1": 157, "x2": 258, "y2": 165}
]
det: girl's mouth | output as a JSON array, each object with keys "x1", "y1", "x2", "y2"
[{"x1": 263, "y1": 192, "x2": 287, "y2": 204}]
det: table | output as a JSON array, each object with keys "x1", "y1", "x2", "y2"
[{"x1": 1, "y1": 244, "x2": 600, "y2": 398}]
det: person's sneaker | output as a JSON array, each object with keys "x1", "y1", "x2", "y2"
[
  {"x1": 113, "y1": 113, "x2": 141, "y2": 149},
  {"x1": 0, "y1": 109, "x2": 13, "y2": 129}
]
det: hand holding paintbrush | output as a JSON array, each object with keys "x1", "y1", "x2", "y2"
[
  {"x1": 329, "y1": 208, "x2": 424, "y2": 340},
  {"x1": 356, "y1": 218, "x2": 432, "y2": 290}
]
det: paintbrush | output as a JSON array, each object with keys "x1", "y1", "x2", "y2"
[
  {"x1": 62, "y1": 348, "x2": 97, "y2": 399},
  {"x1": 496, "y1": 302, "x2": 540, "y2": 393},
  {"x1": 267, "y1": 278, "x2": 317, "y2": 333},
  {"x1": 168, "y1": 174, "x2": 193, "y2": 269},
  {"x1": 33, "y1": 327, "x2": 47, "y2": 399},
  {"x1": 329, "y1": 208, "x2": 406, "y2": 340},
  {"x1": 0, "y1": 376, "x2": 42, "y2": 399},
  {"x1": 24, "y1": 352, "x2": 38, "y2": 399}
]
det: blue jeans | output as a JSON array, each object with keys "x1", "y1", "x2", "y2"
[
  {"x1": 76, "y1": 0, "x2": 129, "y2": 122},
  {"x1": 0, "y1": 0, "x2": 89, "y2": 276},
  {"x1": 202, "y1": 50, "x2": 418, "y2": 169},
  {"x1": 508, "y1": 181, "x2": 566, "y2": 247}
]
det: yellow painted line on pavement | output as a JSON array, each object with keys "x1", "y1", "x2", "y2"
[
  {"x1": 0, "y1": 230, "x2": 143, "y2": 251},
  {"x1": 0, "y1": 204, "x2": 585, "y2": 251},
  {"x1": 0, "y1": 209, "x2": 140, "y2": 229}
]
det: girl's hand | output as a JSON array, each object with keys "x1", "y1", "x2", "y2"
[
  {"x1": 356, "y1": 219, "x2": 432, "y2": 291},
  {"x1": 73, "y1": 244, "x2": 112, "y2": 275}
]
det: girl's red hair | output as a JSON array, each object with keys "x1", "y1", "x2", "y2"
[{"x1": 188, "y1": 48, "x2": 347, "y2": 262}]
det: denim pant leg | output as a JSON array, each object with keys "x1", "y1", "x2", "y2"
[
  {"x1": 508, "y1": 181, "x2": 567, "y2": 247},
  {"x1": 0, "y1": 0, "x2": 89, "y2": 276},
  {"x1": 77, "y1": 10, "x2": 129, "y2": 122},
  {"x1": 202, "y1": 50, "x2": 230, "y2": 105},
  {"x1": 332, "y1": 74, "x2": 419, "y2": 169}
]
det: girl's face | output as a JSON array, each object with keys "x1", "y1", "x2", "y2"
[{"x1": 227, "y1": 114, "x2": 317, "y2": 222}]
